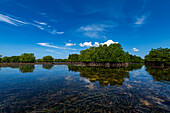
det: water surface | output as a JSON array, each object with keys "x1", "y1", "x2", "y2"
[{"x1": 0, "y1": 64, "x2": 169, "y2": 112}]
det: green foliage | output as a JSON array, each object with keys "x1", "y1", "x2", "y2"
[
  {"x1": 36, "y1": 59, "x2": 43, "y2": 62},
  {"x1": 145, "y1": 66, "x2": 170, "y2": 84},
  {"x1": 129, "y1": 54, "x2": 144, "y2": 63},
  {"x1": 10, "y1": 56, "x2": 20, "y2": 62},
  {"x1": 1, "y1": 56, "x2": 20, "y2": 63},
  {"x1": 68, "y1": 54, "x2": 80, "y2": 62},
  {"x1": 55, "y1": 59, "x2": 67, "y2": 62},
  {"x1": 2, "y1": 56, "x2": 11, "y2": 62},
  {"x1": 19, "y1": 65, "x2": 35, "y2": 73},
  {"x1": 42, "y1": 55, "x2": 54, "y2": 62},
  {"x1": 42, "y1": 64, "x2": 54, "y2": 70},
  {"x1": 145, "y1": 47, "x2": 170, "y2": 65},
  {"x1": 68, "y1": 44, "x2": 143, "y2": 63},
  {"x1": 20, "y1": 53, "x2": 36, "y2": 63},
  {"x1": 0, "y1": 55, "x2": 2, "y2": 63}
]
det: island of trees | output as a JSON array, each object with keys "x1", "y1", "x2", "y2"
[
  {"x1": 0, "y1": 43, "x2": 169, "y2": 67},
  {"x1": 68, "y1": 43, "x2": 144, "y2": 63},
  {"x1": 145, "y1": 47, "x2": 170, "y2": 67}
]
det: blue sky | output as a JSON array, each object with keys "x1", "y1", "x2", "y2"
[{"x1": 0, "y1": 0, "x2": 170, "y2": 59}]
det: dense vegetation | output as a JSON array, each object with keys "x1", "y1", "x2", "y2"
[
  {"x1": 145, "y1": 66, "x2": 170, "y2": 84},
  {"x1": 42, "y1": 55, "x2": 54, "y2": 62},
  {"x1": 145, "y1": 47, "x2": 170, "y2": 66},
  {"x1": 0, "y1": 46, "x2": 169, "y2": 64},
  {"x1": 68, "y1": 44, "x2": 144, "y2": 63},
  {"x1": 0, "y1": 53, "x2": 36, "y2": 63},
  {"x1": 54, "y1": 59, "x2": 67, "y2": 62}
]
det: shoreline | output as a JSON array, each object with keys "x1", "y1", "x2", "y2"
[
  {"x1": 65, "y1": 62, "x2": 131, "y2": 67},
  {"x1": 0, "y1": 62, "x2": 66, "y2": 66},
  {"x1": 0, "y1": 62, "x2": 168, "y2": 68}
]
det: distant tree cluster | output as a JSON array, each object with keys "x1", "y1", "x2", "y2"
[
  {"x1": 0, "y1": 53, "x2": 36, "y2": 63},
  {"x1": 0, "y1": 46, "x2": 169, "y2": 64},
  {"x1": 145, "y1": 47, "x2": 170, "y2": 65},
  {"x1": 42, "y1": 55, "x2": 54, "y2": 62},
  {"x1": 55, "y1": 59, "x2": 67, "y2": 62},
  {"x1": 68, "y1": 44, "x2": 144, "y2": 63},
  {"x1": 68, "y1": 54, "x2": 80, "y2": 62}
]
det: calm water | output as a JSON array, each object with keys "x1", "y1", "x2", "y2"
[{"x1": 0, "y1": 64, "x2": 169, "y2": 113}]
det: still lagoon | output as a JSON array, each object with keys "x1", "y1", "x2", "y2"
[{"x1": 0, "y1": 64, "x2": 169, "y2": 112}]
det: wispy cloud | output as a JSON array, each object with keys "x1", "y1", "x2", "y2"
[
  {"x1": 79, "y1": 40, "x2": 118, "y2": 47},
  {"x1": 56, "y1": 31, "x2": 64, "y2": 34},
  {"x1": 45, "y1": 49, "x2": 55, "y2": 52},
  {"x1": 0, "y1": 13, "x2": 64, "y2": 35},
  {"x1": 34, "y1": 20, "x2": 47, "y2": 25},
  {"x1": 135, "y1": 16, "x2": 145, "y2": 25},
  {"x1": 132, "y1": 48, "x2": 139, "y2": 51},
  {"x1": 65, "y1": 43, "x2": 76, "y2": 46},
  {"x1": 37, "y1": 43, "x2": 76, "y2": 50},
  {"x1": 78, "y1": 24, "x2": 114, "y2": 38},
  {"x1": 0, "y1": 14, "x2": 28, "y2": 26},
  {"x1": 134, "y1": 12, "x2": 150, "y2": 27},
  {"x1": 45, "y1": 49, "x2": 62, "y2": 54},
  {"x1": 49, "y1": 30, "x2": 64, "y2": 35}
]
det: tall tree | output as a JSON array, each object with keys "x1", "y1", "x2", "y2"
[
  {"x1": 20, "y1": 53, "x2": 36, "y2": 63},
  {"x1": 145, "y1": 47, "x2": 170, "y2": 65},
  {"x1": 42, "y1": 55, "x2": 54, "y2": 62}
]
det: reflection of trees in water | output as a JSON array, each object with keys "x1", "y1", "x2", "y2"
[
  {"x1": 42, "y1": 64, "x2": 54, "y2": 70},
  {"x1": 145, "y1": 66, "x2": 170, "y2": 84},
  {"x1": 0, "y1": 64, "x2": 35, "y2": 73},
  {"x1": 19, "y1": 65, "x2": 35, "y2": 73},
  {"x1": 68, "y1": 64, "x2": 143, "y2": 87}
]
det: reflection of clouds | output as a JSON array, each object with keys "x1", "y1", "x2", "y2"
[
  {"x1": 37, "y1": 76, "x2": 58, "y2": 81},
  {"x1": 133, "y1": 81, "x2": 142, "y2": 83},
  {"x1": 79, "y1": 77, "x2": 91, "y2": 83},
  {"x1": 85, "y1": 83, "x2": 95, "y2": 90},
  {"x1": 65, "y1": 75, "x2": 73, "y2": 81},
  {"x1": 131, "y1": 71, "x2": 141, "y2": 77}
]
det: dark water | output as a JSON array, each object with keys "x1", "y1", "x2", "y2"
[{"x1": 0, "y1": 64, "x2": 169, "y2": 113}]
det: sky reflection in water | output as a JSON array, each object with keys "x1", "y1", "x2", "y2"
[{"x1": 0, "y1": 64, "x2": 169, "y2": 112}]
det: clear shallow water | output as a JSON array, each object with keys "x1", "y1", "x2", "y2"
[{"x1": 0, "y1": 64, "x2": 169, "y2": 113}]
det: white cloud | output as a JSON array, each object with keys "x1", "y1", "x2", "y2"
[
  {"x1": 132, "y1": 48, "x2": 139, "y2": 51},
  {"x1": 79, "y1": 42, "x2": 92, "y2": 47},
  {"x1": 45, "y1": 49, "x2": 62, "y2": 54},
  {"x1": 32, "y1": 24, "x2": 44, "y2": 30},
  {"x1": 78, "y1": 24, "x2": 112, "y2": 38},
  {"x1": 45, "y1": 49, "x2": 54, "y2": 52},
  {"x1": 37, "y1": 43, "x2": 76, "y2": 50},
  {"x1": 100, "y1": 40, "x2": 118, "y2": 46},
  {"x1": 80, "y1": 25, "x2": 104, "y2": 32},
  {"x1": 49, "y1": 30, "x2": 64, "y2": 35},
  {"x1": 56, "y1": 32, "x2": 64, "y2": 34},
  {"x1": 0, "y1": 14, "x2": 28, "y2": 26},
  {"x1": 0, "y1": 14, "x2": 64, "y2": 36},
  {"x1": 34, "y1": 20, "x2": 47, "y2": 25},
  {"x1": 65, "y1": 43, "x2": 76, "y2": 46},
  {"x1": 93, "y1": 42, "x2": 100, "y2": 47},
  {"x1": 79, "y1": 40, "x2": 118, "y2": 47},
  {"x1": 135, "y1": 16, "x2": 146, "y2": 25}
]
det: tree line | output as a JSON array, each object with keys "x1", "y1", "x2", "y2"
[
  {"x1": 0, "y1": 44, "x2": 169, "y2": 64},
  {"x1": 0, "y1": 53, "x2": 68, "y2": 63},
  {"x1": 68, "y1": 44, "x2": 169, "y2": 63},
  {"x1": 145, "y1": 47, "x2": 170, "y2": 66},
  {"x1": 68, "y1": 43, "x2": 144, "y2": 63}
]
